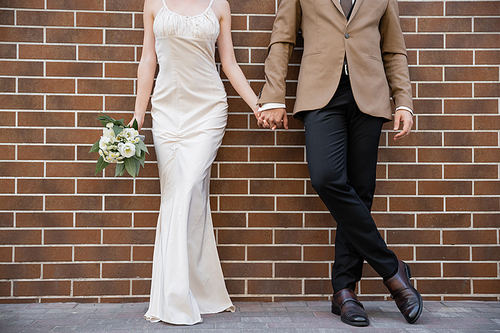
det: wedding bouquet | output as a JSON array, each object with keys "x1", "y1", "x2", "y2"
[{"x1": 89, "y1": 113, "x2": 148, "y2": 177}]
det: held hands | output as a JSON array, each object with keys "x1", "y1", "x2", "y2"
[
  {"x1": 257, "y1": 108, "x2": 288, "y2": 130},
  {"x1": 393, "y1": 109, "x2": 413, "y2": 140},
  {"x1": 127, "y1": 115, "x2": 145, "y2": 131}
]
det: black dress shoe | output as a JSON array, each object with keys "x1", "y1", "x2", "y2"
[
  {"x1": 384, "y1": 260, "x2": 423, "y2": 324},
  {"x1": 331, "y1": 288, "x2": 369, "y2": 327}
]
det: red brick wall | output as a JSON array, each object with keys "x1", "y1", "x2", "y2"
[{"x1": 0, "y1": 0, "x2": 499, "y2": 303}]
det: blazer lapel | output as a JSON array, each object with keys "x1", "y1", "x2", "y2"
[
  {"x1": 330, "y1": 0, "x2": 344, "y2": 17},
  {"x1": 347, "y1": 0, "x2": 364, "y2": 24}
]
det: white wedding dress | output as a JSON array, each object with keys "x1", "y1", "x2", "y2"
[{"x1": 144, "y1": 0, "x2": 234, "y2": 325}]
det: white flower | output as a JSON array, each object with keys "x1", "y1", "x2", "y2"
[
  {"x1": 99, "y1": 136, "x2": 112, "y2": 150},
  {"x1": 103, "y1": 128, "x2": 115, "y2": 139},
  {"x1": 121, "y1": 128, "x2": 138, "y2": 140},
  {"x1": 106, "y1": 122, "x2": 114, "y2": 129},
  {"x1": 118, "y1": 142, "x2": 136, "y2": 158}
]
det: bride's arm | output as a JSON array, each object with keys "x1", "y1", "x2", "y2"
[
  {"x1": 214, "y1": 0, "x2": 259, "y2": 117},
  {"x1": 130, "y1": 0, "x2": 157, "y2": 130}
]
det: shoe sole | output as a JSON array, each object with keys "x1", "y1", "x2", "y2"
[
  {"x1": 332, "y1": 304, "x2": 370, "y2": 327},
  {"x1": 404, "y1": 263, "x2": 423, "y2": 324}
]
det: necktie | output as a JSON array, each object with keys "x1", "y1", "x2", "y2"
[{"x1": 340, "y1": 0, "x2": 352, "y2": 17}]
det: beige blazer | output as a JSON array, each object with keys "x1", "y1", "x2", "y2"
[{"x1": 258, "y1": 0, "x2": 413, "y2": 120}]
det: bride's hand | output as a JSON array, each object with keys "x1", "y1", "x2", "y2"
[{"x1": 128, "y1": 115, "x2": 144, "y2": 130}]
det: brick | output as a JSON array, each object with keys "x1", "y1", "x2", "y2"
[
  {"x1": 419, "y1": 115, "x2": 472, "y2": 131},
  {"x1": 408, "y1": 66, "x2": 442, "y2": 81},
  {"x1": 445, "y1": 132, "x2": 498, "y2": 147},
  {"x1": 77, "y1": 179, "x2": 133, "y2": 194},
  {"x1": 417, "y1": 213, "x2": 471, "y2": 229},
  {"x1": 16, "y1": 213, "x2": 73, "y2": 228},
  {"x1": 418, "y1": 18, "x2": 471, "y2": 32},
  {"x1": 102, "y1": 263, "x2": 151, "y2": 278},
  {"x1": 304, "y1": 213, "x2": 335, "y2": 228},
  {"x1": 46, "y1": 162, "x2": 97, "y2": 178},
  {"x1": 375, "y1": 181, "x2": 416, "y2": 195},
  {"x1": 475, "y1": 116, "x2": 500, "y2": 130},
  {"x1": 446, "y1": 1, "x2": 500, "y2": 16},
  {"x1": 216, "y1": 147, "x2": 247, "y2": 163},
  {"x1": 250, "y1": 180, "x2": 303, "y2": 195},
  {"x1": 47, "y1": 0, "x2": 103, "y2": 10},
  {"x1": 0, "y1": 43, "x2": 15, "y2": 58},
  {"x1": 444, "y1": 230, "x2": 497, "y2": 245},
  {"x1": 372, "y1": 213, "x2": 414, "y2": 228},
  {"x1": 418, "y1": 148, "x2": 472, "y2": 164},
  {"x1": 473, "y1": 213, "x2": 500, "y2": 228},
  {"x1": 250, "y1": 147, "x2": 304, "y2": 162},
  {"x1": 377, "y1": 148, "x2": 416, "y2": 163},
  {"x1": 232, "y1": 31, "x2": 270, "y2": 47},
  {"x1": 45, "y1": 229, "x2": 101, "y2": 244},
  {"x1": 103, "y1": 229, "x2": 155, "y2": 244},
  {"x1": 46, "y1": 62, "x2": 102, "y2": 77},
  {"x1": 444, "y1": 263, "x2": 497, "y2": 278},
  {"x1": 390, "y1": 197, "x2": 443, "y2": 212},
  {"x1": 275, "y1": 229, "x2": 329, "y2": 245},
  {"x1": 222, "y1": 130, "x2": 273, "y2": 146},
  {"x1": 0, "y1": 264, "x2": 40, "y2": 279},
  {"x1": 78, "y1": 79, "x2": 134, "y2": 95},
  {"x1": 387, "y1": 230, "x2": 440, "y2": 245},
  {"x1": 106, "y1": 0, "x2": 143, "y2": 11},
  {"x1": 248, "y1": 280, "x2": 302, "y2": 294},
  {"x1": 228, "y1": 0, "x2": 275, "y2": 14},
  {"x1": 445, "y1": 165, "x2": 498, "y2": 179},
  {"x1": 420, "y1": 50, "x2": 473, "y2": 65},
  {"x1": 218, "y1": 229, "x2": 272, "y2": 245},
  {"x1": 73, "y1": 280, "x2": 129, "y2": 296},
  {"x1": 404, "y1": 34, "x2": 443, "y2": 49},
  {"x1": 0, "y1": 9, "x2": 13, "y2": 24},
  {"x1": 79, "y1": 46, "x2": 135, "y2": 61},
  {"x1": 412, "y1": 99, "x2": 442, "y2": 114},
  {"x1": 248, "y1": 212, "x2": 302, "y2": 228},
  {"x1": 77, "y1": 12, "x2": 132, "y2": 28},
  {"x1": 276, "y1": 263, "x2": 329, "y2": 278},
  {"x1": 0, "y1": 179, "x2": 14, "y2": 194},
  {"x1": 211, "y1": 179, "x2": 247, "y2": 194},
  {"x1": 220, "y1": 163, "x2": 274, "y2": 178},
  {"x1": 0, "y1": 27, "x2": 43, "y2": 42},
  {"x1": 19, "y1": 44, "x2": 76, "y2": 60},
  {"x1": 44, "y1": 263, "x2": 100, "y2": 279},
  {"x1": 419, "y1": 83, "x2": 472, "y2": 98},
  {"x1": 419, "y1": 279, "x2": 471, "y2": 294},
  {"x1": 1, "y1": 95, "x2": 44, "y2": 110},
  {"x1": 399, "y1": 1, "x2": 443, "y2": 16},
  {"x1": 249, "y1": 15, "x2": 275, "y2": 30},
  {"x1": 15, "y1": 246, "x2": 71, "y2": 262},
  {"x1": 13, "y1": 281, "x2": 70, "y2": 297},
  {"x1": 18, "y1": 145, "x2": 74, "y2": 161},
  {"x1": 18, "y1": 179, "x2": 74, "y2": 194},
  {"x1": 417, "y1": 246, "x2": 470, "y2": 261},
  {"x1": 444, "y1": 99, "x2": 498, "y2": 114},
  {"x1": 17, "y1": 10, "x2": 73, "y2": 26},
  {"x1": 47, "y1": 95, "x2": 103, "y2": 110},
  {"x1": 0, "y1": 196, "x2": 43, "y2": 211},
  {"x1": 475, "y1": 18, "x2": 500, "y2": 32},
  {"x1": 388, "y1": 132, "x2": 442, "y2": 147},
  {"x1": 446, "y1": 67, "x2": 498, "y2": 82},
  {"x1": 473, "y1": 280, "x2": 500, "y2": 294},
  {"x1": 0, "y1": 145, "x2": 14, "y2": 161},
  {"x1": 46, "y1": 128, "x2": 102, "y2": 144},
  {"x1": 247, "y1": 246, "x2": 301, "y2": 261},
  {"x1": 210, "y1": 213, "x2": 244, "y2": 228},
  {"x1": 132, "y1": 246, "x2": 153, "y2": 261},
  {"x1": 475, "y1": 83, "x2": 500, "y2": 98},
  {"x1": 19, "y1": 111, "x2": 75, "y2": 127},
  {"x1": 75, "y1": 246, "x2": 130, "y2": 261},
  {"x1": 0, "y1": 246, "x2": 12, "y2": 261},
  {"x1": 105, "y1": 62, "x2": 138, "y2": 78},
  {"x1": 446, "y1": 197, "x2": 499, "y2": 212},
  {"x1": 475, "y1": 181, "x2": 500, "y2": 195},
  {"x1": 132, "y1": 280, "x2": 150, "y2": 295},
  {"x1": 419, "y1": 181, "x2": 472, "y2": 195},
  {"x1": 106, "y1": 30, "x2": 143, "y2": 45},
  {"x1": 219, "y1": 196, "x2": 274, "y2": 211},
  {"x1": 46, "y1": 28, "x2": 103, "y2": 44},
  {"x1": 388, "y1": 165, "x2": 442, "y2": 179},
  {"x1": 45, "y1": 195, "x2": 102, "y2": 211},
  {"x1": 304, "y1": 279, "x2": 333, "y2": 295},
  {"x1": 221, "y1": 263, "x2": 271, "y2": 278},
  {"x1": 400, "y1": 17, "x2": 416, "y2": 32},
  {"x1": 18, "y1": 78, "x2": 75, "y2": 94},
  {"x1": 476, "y1": 50, "x2": 500, "y2": 65},
  {"x1": 448, "y1": 34, "x2": 500, "y2": 49},
  {"x1": 0, "y1": 78, "x2": 15, "y2": 93},
  {"x1": 472, "y1": 247, "x2": 500, "y2": 261},
  {"x1": 105, "y1": 196, "x2": 160, "y2": 211},
  {"x1": 475, "y1": 148, "x2": 500, "y2": 163}
]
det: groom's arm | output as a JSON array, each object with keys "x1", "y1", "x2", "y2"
[{"x1": 258, "y1": 0, "x2": 302, "y2": 106}]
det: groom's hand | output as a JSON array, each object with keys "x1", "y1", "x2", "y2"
[{"x1": 258, "y1": 108, "x2": 288, "y2": 130}]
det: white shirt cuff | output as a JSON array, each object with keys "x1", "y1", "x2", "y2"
[
  {"x1": 259, "y1": 103, "x2": 286, "y2": 112},
  {"x1": 395, "y1": 106, "x2": 414, "y2": 116}
]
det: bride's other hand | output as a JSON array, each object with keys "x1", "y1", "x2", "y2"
[{"x1": 128, "y1": 115, "x2": 144, "y2": 131}]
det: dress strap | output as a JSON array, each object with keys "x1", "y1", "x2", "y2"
[
  {"x1": 161, "y1": 0, "x2": 167, "y2": 8},
  {"x1": 208, "y1": 0, "x2": 215, "y2": 8}
]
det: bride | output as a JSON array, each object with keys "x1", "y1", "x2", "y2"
[{"x1": 129, "y1": 0, "x2": 259, "y2": 325}]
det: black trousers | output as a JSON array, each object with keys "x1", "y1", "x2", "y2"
[{"x1": 302, "y1": 71, "x2": 398, "y2": 293}]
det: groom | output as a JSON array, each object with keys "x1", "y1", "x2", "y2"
[{"x1": 257, "y1": 0, "x2": 422, "y2": 327}]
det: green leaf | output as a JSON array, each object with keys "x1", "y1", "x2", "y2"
[
  {"x1": 115, "y1": 163, "x2": 125, "y2": 177},
  {"x1": 113, "y1": 124, "x2": 123, "y2": 136},
  {"x1": 135, "y1": 159, "x2": 141, "y2": 177},
  {"x1": 139, "y1": 150, "x2": 146, "y2": 167},
  {"x1": 95, "y1": 156, "x2": 109, "y2": 175},
  {"x1": 136, "y1": 139, "x2": 148, "y2": 153},
  {"x1": 98, "y1": 112, "x2": 115, "y2": 126},
  {"x1": 124, "y1": 158, "x2": 137, "y2": 178},
  {"x1": 89, "y1": 140, "x2": 100, "y2": 153},
  {"x1": 132, "y1": 119, "x2": 139, "y2": 131}
]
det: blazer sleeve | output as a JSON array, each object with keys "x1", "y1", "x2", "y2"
[
  {"x1": 380, "y1": 0, "x2": 413, "y2": 111},
  {"x1": 257, "y1": 0, "x2": 302, "y2": 105}
]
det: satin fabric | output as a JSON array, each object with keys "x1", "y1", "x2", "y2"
[{"x1": 144, "y1": 0, "x2": 234, "y2": 325}]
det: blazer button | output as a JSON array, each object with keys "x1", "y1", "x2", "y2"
[{"x1": 345, "y1": 33, "x2": 350, "y2": 39}]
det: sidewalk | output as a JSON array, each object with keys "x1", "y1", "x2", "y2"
[{"x1": 1, "y1": 301, "x2": 499, "y2": 332}]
